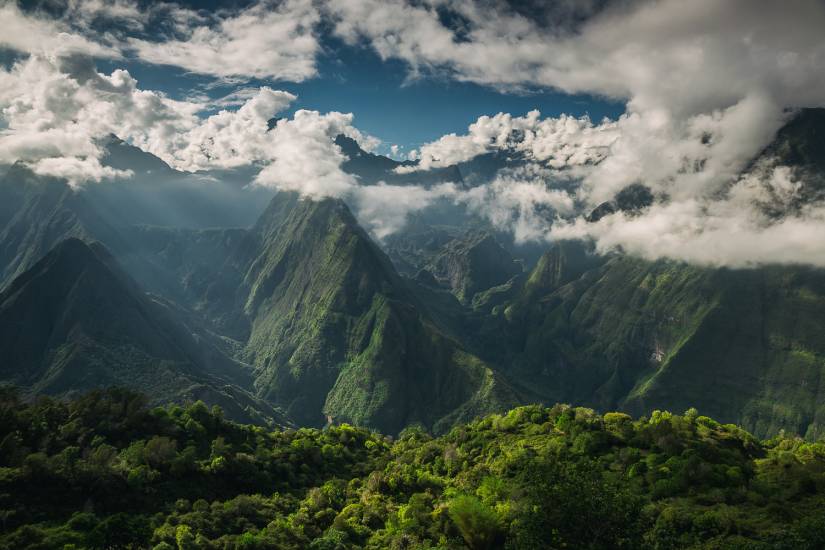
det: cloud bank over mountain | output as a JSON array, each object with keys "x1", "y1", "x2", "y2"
[{"x1": 2, "y1": 0, "x2": 825, "y2": 266}]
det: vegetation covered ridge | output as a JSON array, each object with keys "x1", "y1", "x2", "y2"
[{"x1": 1, "y1": 387, "x2": 824, "y2": 549}]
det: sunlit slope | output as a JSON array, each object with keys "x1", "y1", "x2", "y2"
[{"x1": 242, "y1": 194, "x2": 520, "y2": 433}]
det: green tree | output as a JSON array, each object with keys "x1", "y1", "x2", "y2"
[{"x1": 448, "y1": 494, "x2": 503, "y2": 550}]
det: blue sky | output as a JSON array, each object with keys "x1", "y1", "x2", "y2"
[{"x1": 97, "y1": 36, "x2": 624, "y2": 158}]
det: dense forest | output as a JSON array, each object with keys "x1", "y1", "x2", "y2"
[{"x1": 1, "y1": 388, "x2": 824, "y2": 549}]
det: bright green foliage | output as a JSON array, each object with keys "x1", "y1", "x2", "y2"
[{"x1": 1, "y1": 388, "x2": 825, "y2": 549}]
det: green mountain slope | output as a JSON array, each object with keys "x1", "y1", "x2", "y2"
[
  {"x1": 424, "y1": 232, "x2": 522, "y2": 304},
  {"x1": 241, "y1": 193, "x2": 519, "y2": 433},
  {"x1": 0, "y1": 238, "x2": 283, "y2": 424},
  {"x1": 487, "y1": 243, "x2": 825, "y2": 439},
  {"x1": 0, "y1": 165, "x2": 125, "y2": 289}
]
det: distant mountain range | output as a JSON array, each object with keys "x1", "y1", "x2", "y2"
[{"x1": 1, "y1": 109, "x2": 825, "y2": 437}]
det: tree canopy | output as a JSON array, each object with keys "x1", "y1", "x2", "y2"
[{"x1": 0, "y1": 387, "x2": 824, "y2": 549}]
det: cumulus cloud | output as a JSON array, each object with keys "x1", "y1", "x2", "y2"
[
  {"x1": 365, "y1": 0, "x2": 825, "y2": 267},
  {"x1": 401, "y1": 110, "x2": 619, "y2": 172},
  {"x1": 327, "y1": 0, "x2": 825, "y2": 115},
  {"x1": 0, "y1": 48, "x2": 382, "y2": 195},
  {"x1": 0, "y1": 55, "x2": 202, "y2": 182},
  {"x1": 255, "y1": 110, "x2": 364, "y2": 197},
  {"x1": 128, "y1": 0, "x2": 321, "y2": 81},
  {"x1": 0, "y1": 2, "x2": 119, "y2": 58},
  {"x1": 170, "y1": 88, "x2": 298, "y2": 171},
  {"x1": 1, "y1": 0, "x2": 322, "y2": 82}
]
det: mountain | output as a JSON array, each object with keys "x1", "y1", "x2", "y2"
[
  {"x1": 0, "y1": 164, "x2": 126, "y2": 289},
  {"x1": 5, "y1": 111, "x2": 825, "y2": 440},
  {"x1": 585, "y1": 183, "x2": 655, "y2": 222},
  {"x1": 74, "y1": 188, "x2": 521, "y2": 434},
  {"x1": 477, "y1": 241, "x2": 825, "y2": 439},
  {"x1": 762, "y1": 108, "x2": 825, "y2": 174},
  {"x1": 335, "y1": 134, "x2": 464, "y2": 187},
  {"x1": 755, "y1": 108, "x2": 825, "y2": 206},
  {"x1": 0, "y1": 157, "x2": 271, "y2": 293},
  {"x1": 98, "y1": 134, "x2": 176, "y2": 175},
  {"x1": 113, "y1": 224, "x2": 258, "y2": 340},
  {"x1": 420, "y1": 231, "x2": 523, "y2": 304},
  {"x1": 0, "y1": 238, "x2": 283, "y2": 424},
  {"x1": 238, "y1": 193, "x2": 520, "y2": 433}
]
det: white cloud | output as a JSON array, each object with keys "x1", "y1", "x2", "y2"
[
  {"x1": 65, "y1": 0, "x2": 148, "y2": 30},
  {"x1": 0, "y1": 53, "x2": 141, "y2": 189},
  {"x1": 170, "y1": 88, "x2": 297, "y2": 171},
  {"x1": 0, "y1": 53, "x2": 376, "y2": 193},
  {"x1": 401, "y1": 110, "x2": 619, "y2": 172},
  {"x1": 400, "y1": 93, "x2": 823, "y2": 267},
  {"x1": 0, "y1": 54, "x2": 196, "y2": 181},
  {"x1": 460, "y1": 167, "x2": 576, "y2": 243},
  {"x1": 551, "y1": 188, "x2": 825, "y2": 268},
  {"x1": 327, "y1": 0, "x2": 825, "y2": 115},
  {"x1": 0, "y1": 2, "x2": 119, "y2": 58},
  {"x1": 30, "y1": 157, "x2": 132, "y2": 188},
  {"x1": 254, "y1": 110, "x2": 363, "y2": 197},
  {"x1": 128, "y1": 0, "x2": 321, "y2": 81},
  {"x1": 353, "y1": 182, "x2": 458, "y2": 238}
]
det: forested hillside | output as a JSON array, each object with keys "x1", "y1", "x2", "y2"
[{"x1": 1, "y1": 388, "x2": 824, "y2": 549}]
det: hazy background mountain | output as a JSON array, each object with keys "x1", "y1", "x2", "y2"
[{"x1": 0, "y1": 237, "x2": 286, "y2": 425}]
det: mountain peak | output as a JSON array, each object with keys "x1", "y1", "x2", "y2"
[
  {"x1": 98, "y1": 134, "x2": 173, "y2": 175},
  {"x1": 334, "y1": 134, "x2": 364, "y2": 157},
  {"x1": 766, "y1": 107, "x2": 825, "y2": 171},
  {"x1": 1, "y1": 237, "x2": 112, "y2": 297},
  {"x1": 0, "y1": 238, "x2": 273, "y2": 421}
]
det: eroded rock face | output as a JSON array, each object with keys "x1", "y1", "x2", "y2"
[{"x1": 428, "y1": 232, "x2": 523, "y2": 304}]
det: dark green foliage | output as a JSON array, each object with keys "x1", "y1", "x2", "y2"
[
  {"x1": 0, "y1": 238, "x2": 281, "y2": 426},
  {"x1": 484, "y1": 241, "x2": 825, "y2": 440},
  {"x1": 507, "y1": 456, "x2": 643, "y2": 549},
  {"x1": 1, "y1": 389, "x2": 824, "y2": 549},
  {"x1": 448, "y1": 495, "x2": 503, "y2": 550}
]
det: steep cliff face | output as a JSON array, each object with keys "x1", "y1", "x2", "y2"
[
  {"x1": 425, "y1": 232, "x2": 523, "y2": 304},
  {"x1": 240, "y1": 194, "x2": 519, "y2": 433},
  {"x1": 488, "y1": 246, "x2": 825, "y2": 439}
]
